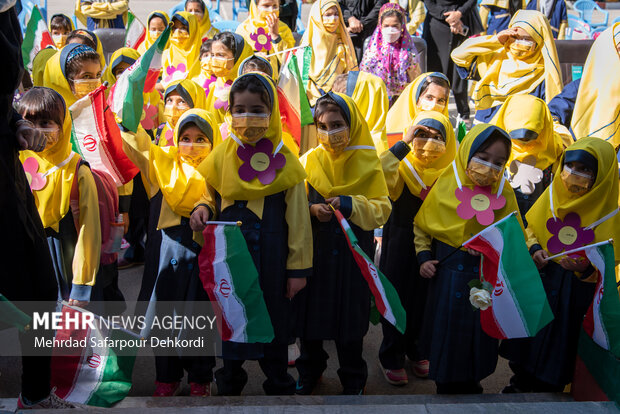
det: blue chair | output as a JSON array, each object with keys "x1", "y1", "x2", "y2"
[
  {"x1": 566, "y1": 15, "x2": 592, "y2": 39},
  {"x1": 295, "y1": 0, "x2": 305, "y2": 35},
  {"x1": 213, "y1": 20, "x2": 241, "y2": 32},
  {"x1": 573, "y1": 0, "x2": 609, "y2": 28},
  {"x1": 613, "y1": 16, "x2": 620, "y2": 25},
  {"x1": 232, "y1": 0, "x2": 249, "y2": 20}
]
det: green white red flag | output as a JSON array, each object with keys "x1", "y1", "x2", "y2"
[
  {"x1": 124, "y1": 11, "x2": 146, "y2": 50},
  {"x1": 50, "y1": 305, "x2": 138, "y2": 407},
  {"x1": 109, "y1": 26, "x2": 170, "y2": 133},
  {"x1": 21, "y1": 5, "x2": 55, "y2": 71},
  {"x1": 332, "y1": 209, "x2": 407, "y2": 334},
  {"x1": 0, "y1": 294, "x2": 31, "y2": 332},
  {"x1": 70, "y1": 84, "x2": 138, "y2": 186},
  {"x1": 199, "y1": 222, "x2": 275, "y2": 343},
  {"x1": 464, "y1": 213, "x2": 554, "y2": 339},
  {"x1": 277, "y1": 50, "x2": 313, "y2": 146}
]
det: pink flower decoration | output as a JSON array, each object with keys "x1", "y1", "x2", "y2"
[
  {"x1": 163, "y1": 63, "x2": 187, "y2": 83},
  {"x1": 546, "y1": 212, "x2": 594, "y2": 255},
  {"x1": 214, "y1": 80, "x2": 233, "y2": 110},
  {"x1": 249, "y1": 27, "x2": 272, "y2": 52},
  {"x1": 22, "y1": 157, "x2": 46, "y2": 191},
  {"x1": 237, "y1": 138, "x2": 286, "y2": 184},
  {"x1": 202, "y1": 75, "x2": 217, "y2": 91},
  {"x1": 455, "y1": 186, "x2": 506, "y2": 226},
  {"x1": 164, "y1": 129, "x2": 174, "y2": 147},
  {"x1": 141, "y1": 103, "x2": 158, "y2": 130}
]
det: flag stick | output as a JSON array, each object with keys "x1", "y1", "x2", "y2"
[
  {"x1": 544, "y1": 239, "x2": 613, "y2": 262},
  {"x1": 270, "y1": 44, "x2": 307, "y2": 57},
  {"x1": 205, "y1": 221, "x2": 242, "y2": 226}
]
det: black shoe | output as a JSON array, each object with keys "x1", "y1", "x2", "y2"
[
  {"x1": 295, "y1": 377, "x2": 319, "y2": 395},
  {"x1": 214, "y1": 366, "x2": 248, "y2": 396}
]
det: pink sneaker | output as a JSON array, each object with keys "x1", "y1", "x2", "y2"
[
  {"x1": 189, "y1": 382, "x2": 211, "y2": 397},
  {"x1": 379, "y1": 364, "x2": 408, "y2": 386},
  {"x1": 153, "y1": 381, "x2": 181, "y2": 397},
  {"x1": 412, "y1": 359, "x2": 430, "y2": 378}
]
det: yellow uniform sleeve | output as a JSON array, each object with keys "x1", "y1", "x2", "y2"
[
  {"x1": 451, "y1": 34, "x2": 501, "y2": 71},
  {"x1": 414, "y1": 222, "x2": 432, "y2": 255},
  {"x1": 380, "y1": 149, "x2": 405, "y2": 200},
  {"x1": 525, "y1": 225, "x2": 540, "y2": 251},
  {"x1": 558, "y1": 20, "x2": 567, "y2": 40},
  {"x1": 80, "y1": 0, "x2": 128, "y2": 19},
  {"x1": 70, "y1": 164, "x2": 101, "y2": 301},
  {"x1": 480, "y1": 5, "x2": 490, "y2": 32},
  {"x1": 347, "y1": 195, "x2": 392, "y2": 231},
  {"x1": 407, "y1": 0, "x2": 426, "y2": 34},
  {"x1": 285, "y1": 181, "x2": 313, "y2": 276},
  {"x1": 120, "y1": 127, "x2": 160, "y2": 198}
]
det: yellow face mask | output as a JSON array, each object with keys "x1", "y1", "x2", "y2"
[
  {"x1": 211, "y1": 56, "x2": 234, "y2": 77},
  {"x1": 413, "y1": 137, "x2": 446, "y2": 164},
  {"x1": 560, "y1": 165, "x2": 593, "y2": 196},
  {"x1": 258, "y1": 6, "x2": 280, "y2": 20},
  {"x1": 72, "y1": 78, "x2": 101, "y2": 99},
  {"x1": 164, "y1": 105, "x2": 189, "y2": 127},
  {"x1": 178, "y1": 142, "x2": 212, "y2": 167},
  {"x1": 52, "y1": 34, "x2": 67, "y2": 48},
  {"x1": 317, "y1": 126, "x2": 350, "y2": 154},
  {"x1": 466, "y1": 156, "x2": 503, "y2": 187},
  {"x1": 149, "y1": 30, "x2": 163, "y2": 40},
  {"x1": 322, "y1": 15, "x2": 339, "y2": 33},
  {"x1": 231, "y1": 113, "x2": 270, "y2": 144},
  {"x1": 170, "y1": 29, "x2": 190, "y2": 47},
  {"x1": 201, "y1": 57, "x2": 212, "y2": 75},
  {"x1": 509, "y1": 39, "x2": 537, "y2": 59},
  {"x1": 418, "y1": 98, "x2": 446, "y2": 113},
  {"x1": 38, "y1": 127, "x2": 61, "y2": 149}
]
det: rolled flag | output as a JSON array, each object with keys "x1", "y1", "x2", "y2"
[
  {"x1": 124, "y1": 11, "x2": 146, "y2": 50},
  {"x1": 70, "y1": 84, "x2": 139, "y2": 186},
  {"x1": 198, "y1": 222, "x2": 275, "y2": 343},
  {"x1": 332, "y1": 209, "x2": 407, "y2": 334},
  {"x1": 50, "y1": 305, "x2": 139, "y2": 407},
  {"x1": 464, "y1": 212, "x2": 554, "y2": 339},
  {"x1": 21, "y1": 5, "x2": 55, "y2": 71},
  {"x1": 109, "y1": 26, "x2": 171, "y2": 133},
  {"x1": 0, "y1": 293, "x2": 31, "y2": 332},
  {"x1": 277, "y1": 51, "x2": 313, "y2": 146}
]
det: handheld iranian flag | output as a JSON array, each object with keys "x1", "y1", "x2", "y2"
[
  {"x1": 124, "y1": 11, "x2": 146, "y2": 50},
  {"x1": 50, "y1": 305, "x2": 139, "y2": 407},
  {"x1": 198, "y1": 222, "x2": 275, "y2": 343},
  {"x1": 70, "y1": 84, "x2": 139, "y2": 186},
  {"x1": 109, "y1": 26, "x2": 170, "y2": 133},
  {"x1": 0, "y1": 294, "x2": 31, "y2": 332},
  {"x1": 277, "y1": 50, "x2": 313, "y2": 146},
  {"x1": 332, "y1": 209, "x2": 407, "y2": 334},
  {"x1": 21, "y1": 5, "x2": 55, "y2": 71},
  {"x1": 464, "y1": 213, "x2": 554, "y2": 339}
]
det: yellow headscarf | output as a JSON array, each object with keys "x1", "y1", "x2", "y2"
[
  {"x1": 237, "y1": 0, "x2": 294, "y2": 52},
  {"x1": 572, "y1": 23, "x2": 620, "y2": 146},
  {"x1": 205, "y1": 33, "x2": 254, "y2": 124},
  {"x1": 149, "y1": 109, "x2": 221, "y2": 218},
  {"x1": 301, "y1": 0, "x2": 358, "y2": 105},
  {"x1": 162, "y1": 12, "x2": 203, "y2": 87},
  {"x1": 391, "y1": 111, "x2": 456, "y2": 200},
  {"x1": 42, "y1": 43, "x2": 103, "y2": 108},
  {"x1": 490, "y1": 94, "x2": 563, "y2": 171},
  {"x1": 304, "y1": 92, "x2": 389, "y2": 200},
  {"x1": 414, "y1": 124, "x2": 522, "y2": 248},
  {"x1": 191, "y1": 2, "x2": 218, "y2": 40},
  {"x1": 102, "y1": 47, "x2": 140, "y2": 86},
  {"x1": 453, "y1": 10, "x2": 562, "y2": 112},
  {"x1": 138, "y1": 11, "x2": 170, "y2": 55},
  {"x1": 386, "y1": 72, "x2": 450, "y2": 138},
  {"x1": 200, "y1": 73, "x2": 306, "y2": 200},
  {"x1": 19, "y1": 92, "x2": 81, "y2": 229},
  {"x1": 32, "y1": 48, "x2": 57, "y2": 86},
  {"x1": 525, "y1": 138, "x2": 620, "y2": 262},
  {"x1": 158, "y1": 78, "x2": 208, "y2": 147},
  {"x1": 346, "y1": 71, "x2": 389, "y2": 154}
]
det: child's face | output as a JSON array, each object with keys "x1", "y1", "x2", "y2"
[
  {"x1": 179, "y1": 125, "x2": 209, "y2": 144},
  {"x1": 413, "y1": 126, "x2": 446, "y2": 164},
  {"x1": 381, "y1": 15, "x2": 402, "y2": 32},
  {"x1": 71, "y1": 60, "x2": 102, "y2": 98},
  {"x1": 186, "y1": 1, "x2": 204, "y2": 21},
  {"x1": 164, "y1": 91, "x2": 191, "y2": 126},
  {"x1": 112, "y1": 61, "x2": 132, "y2": 78},
  {"x1": 149, "y1": 17, "x2": 166, "y2": 33},
  {"x1": 231, "y1": 90, "x2": 270, "y2": 115},
  {"x1": 417, "y1": 83, "x2": 449, "y2": 112},
  {"x1": 51, "y1": 28, "x2": 68, "y2": 36},
  {"x1": 257, "y1": 0, "x2": 279, "y2": 19},
  {"x1": 178, "y1": 125, "x2": 212, "y2": 166},
  {"x1": 316, "y1": 109, "x2": 350, "y2": 154},
  {"x1": 561, "y1": 160, "x2": 595, "y2": 195},
  {"x1": 23, "y1": 117, "x2": 62, "y2": 149},
  {"x1": 470, "y1": 139, "x2": 509, "y2": 170},
  {"x1": 211, "y1": 41, "x2": 235, "y2": 76}
]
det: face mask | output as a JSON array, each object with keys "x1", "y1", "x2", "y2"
[
  {"x1": 149, "y1": 30, "x2": 163, "y2": 39},
  {"x1": 164, "y1": 105, "x2": 188, "y2": 126},
  {"x1": 178, "y1": 142, "x2": 212, "y2": 166},
  {"x1": 201, "y1": 57, "x2": 212, "y2": 75},
  {"x1": 466, "y1": 156, "x2": 503, "y2": 187},
  {"x1": 509, "y1": 39, "x2": 536, "y2": 59},
  {"x1": 211, "y1": 56, "x2": 233, "y2": 77},
  {"x1": 418, "y1": 98, "x2": 445, "y2": 113},
  {"x1": 413, "y1": 137, "x2": 446, "y2": 164},
  {"x1": 323, "y1": 15, "x2": 339, "y2": 32},
  {"x1": 72, "y1": 78, "x2": 101, "y2": 99},
  {"x1": 381, "y1": 27, "x2": 400, "y2": 43},
  {"x1": 171, "y1": 29, "x2": 190, "y2": 46},
  {"x1": 560, "y1": 165, "x2": 593, "y2": 196},
  {"x1": 317, "y1": 126, "x2": 350, "y2": 154},
  {"x1": 258, "y1": 6, "x2": 280, "y2": 20},
  {"x1": 189, "y1": 10, "x2": 204, "y2": 21},
  {"x1": 52, "y1": 34, "x2": 67, "y2": 48},
  {"x1": 231, "y1": 113, "x2": 271, "y2": 144},
  {"x1": 38, "y1": 127, "x2": 60, "y2": 148}
]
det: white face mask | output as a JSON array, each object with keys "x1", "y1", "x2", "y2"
[
  {"x1": 149, "y1": 30, "x2": 163, "y2": 39},
  {"x1": 381, "y1": 27, "x2": 400, "y2": 43},
  {"x1": 419, "y1": 98, "x2": 445, "y2": 112}
]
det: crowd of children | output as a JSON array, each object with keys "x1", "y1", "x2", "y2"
[{"x1": 9, "y1": 0, "x2": 620, "y2": 407}]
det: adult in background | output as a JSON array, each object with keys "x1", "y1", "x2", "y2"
[
  {"x1": 422, "y1": 0, "x2": 483, "y2": 122},
  {"x1": 0, "y1": 2, "x2": 75, "y2": 409},
  {"x1": 339, "y1": 0, "x2": 388, "y2": 63},
  {"x1": 75, "y1": 0, "x2": 128, "y2": 30}
]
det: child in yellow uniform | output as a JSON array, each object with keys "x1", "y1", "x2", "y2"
[
  {"x1": 138, "y1": 11, "x2": 170, "y2": 55},
  {"x1": 157, "y1": 79, "x2": 207, "y2": 147},
  {"x1": 162, "y1": 12, "x2": 203, "y2": 88}
]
